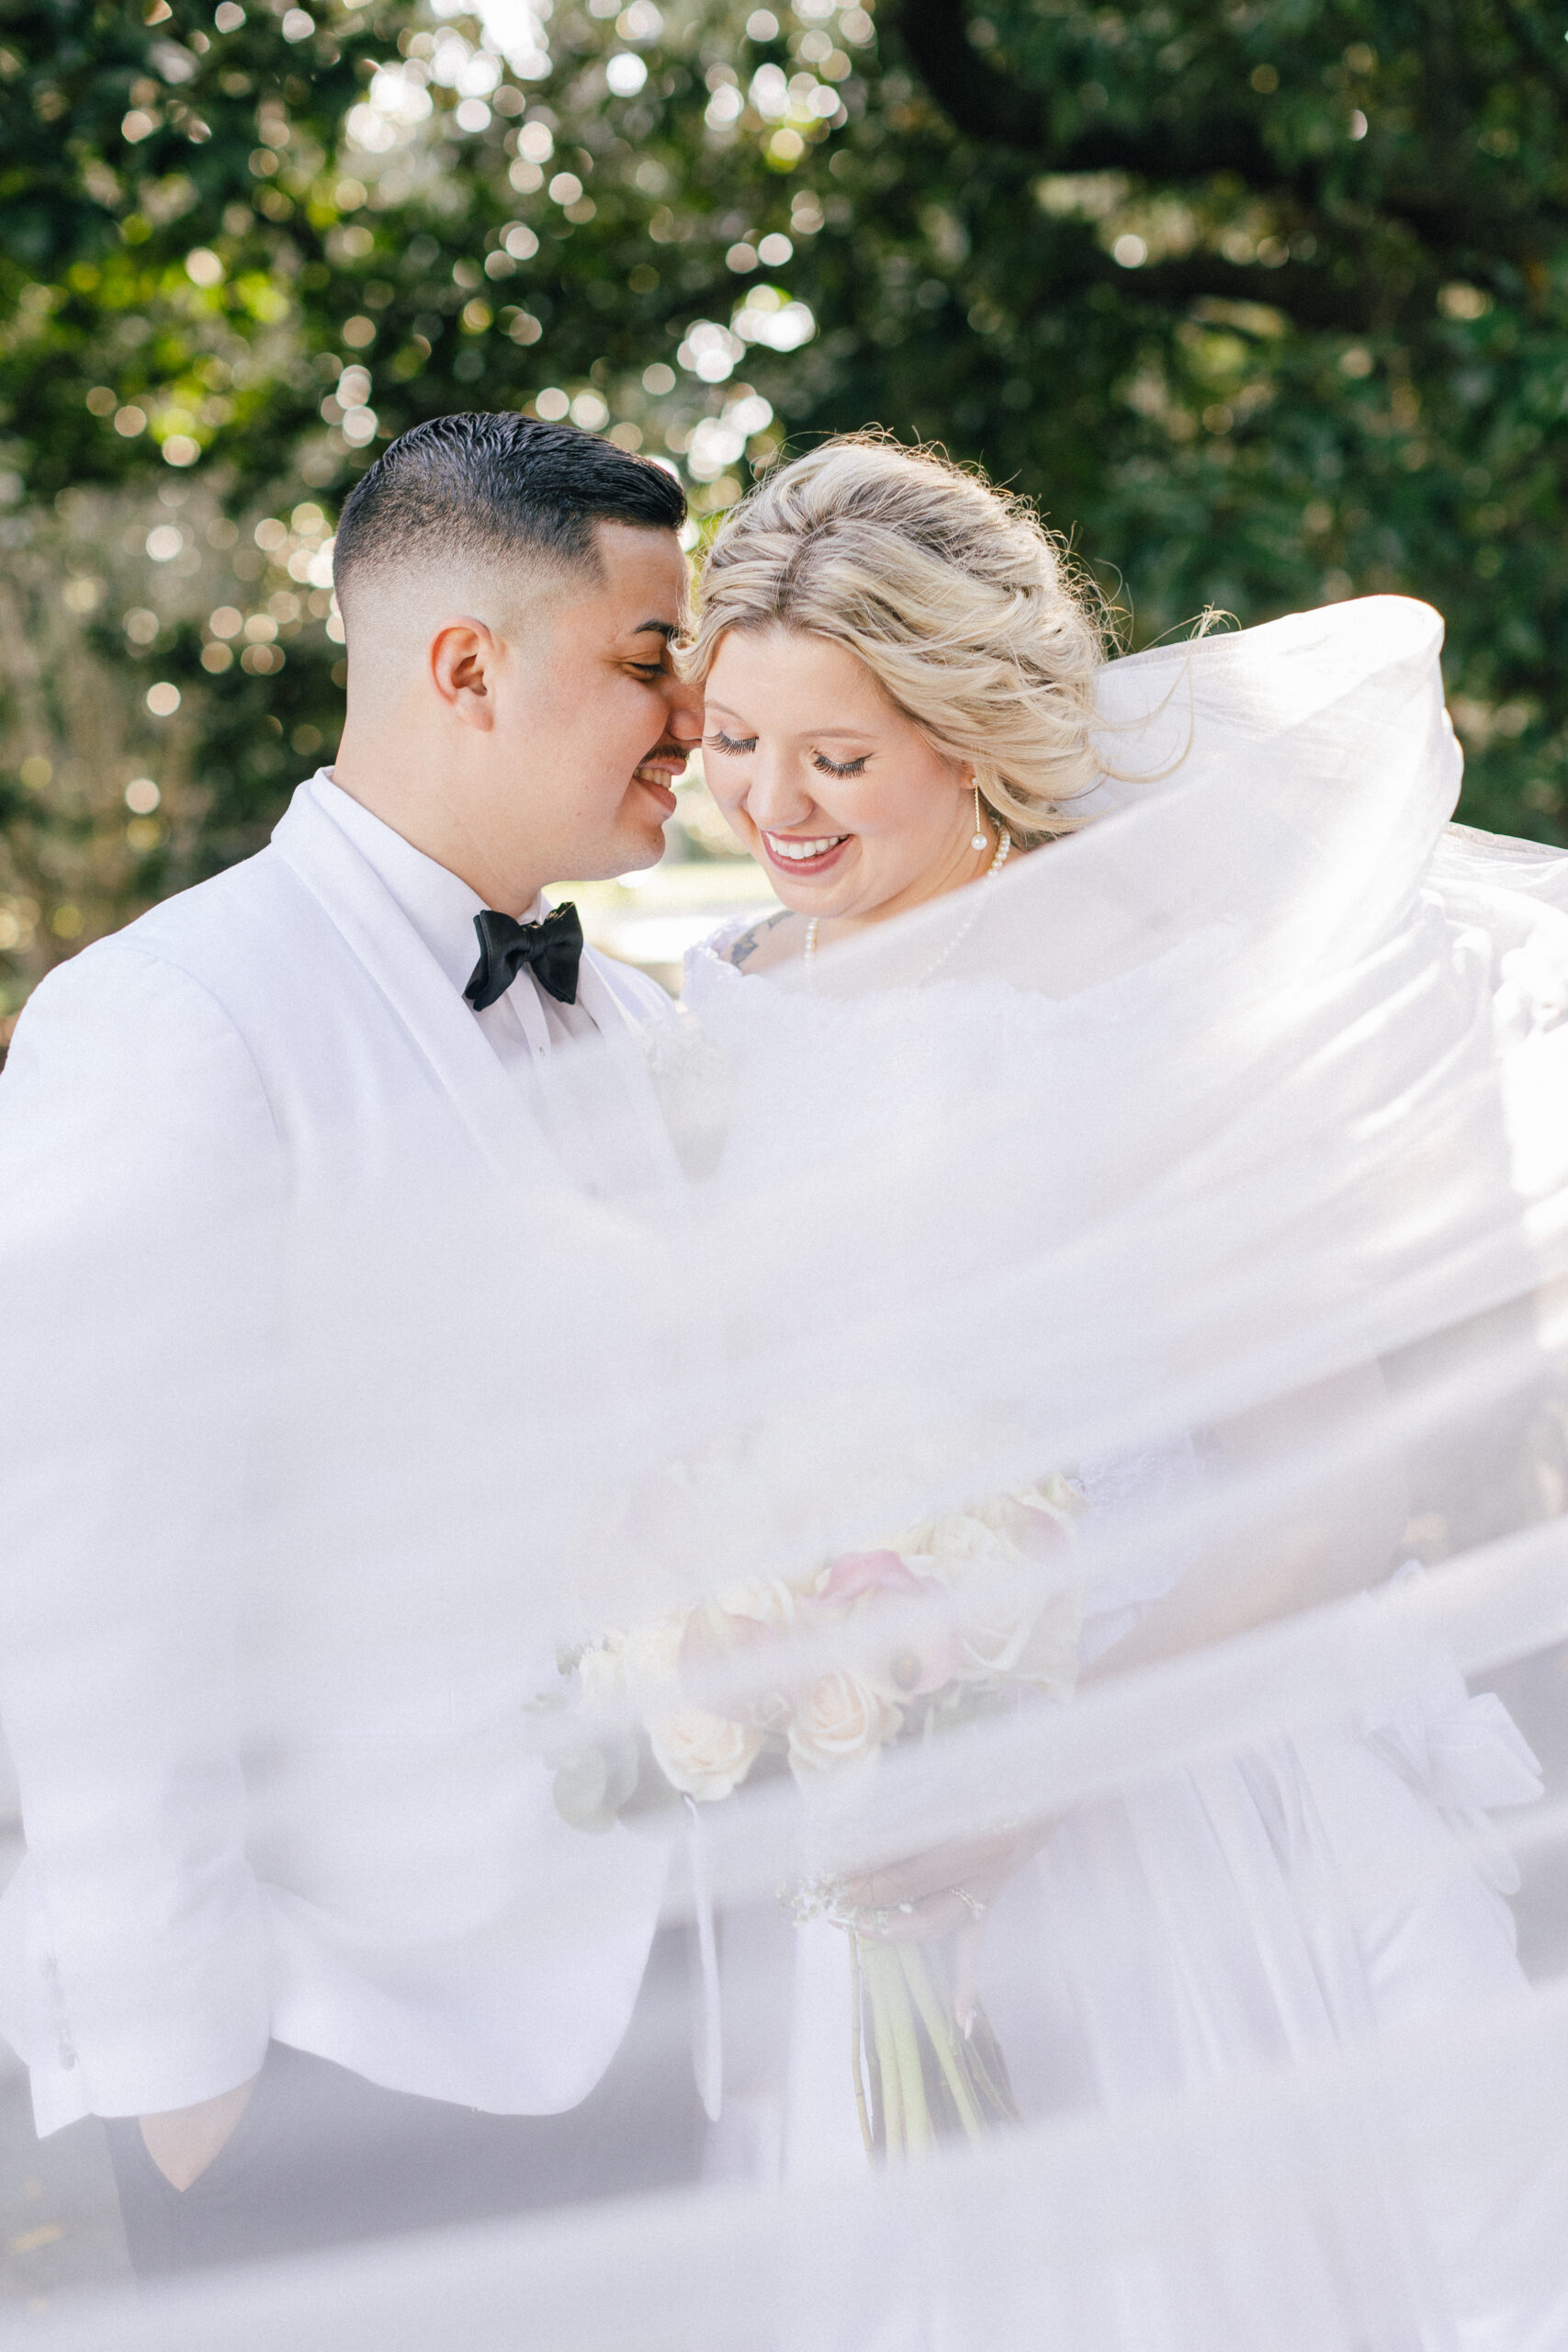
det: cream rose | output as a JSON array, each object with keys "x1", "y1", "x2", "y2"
[
  {"x1": 895, "y1": 1482, "x2": 1085, "y2": 1589},
  {"x1": 953, "y1": 1612, "x2": 1036, "y2": 1681},
  {"x1": 1017, "y1": 1474, "x2": 1087, "y2": 1535},
  {"x1": 649, "y1": 1706, "x2": 764, "y2": 1802},
  {"x1": 717, "y1": 1576, "x2": 801, "y2": 1632},
  {"x1": 620, "y1": 1613, "x2": 686, "y2": 1690},
  {"x1": 958, "y1": 1589, "x2": 1083, "y2": 1693},
  {"x1": 894, "y1": 1513, "x2": 1023, "y2": 1598},
  {"x1": 787, "y1": 1670, "x2": 902, "y2": 1779},
  {"x1": 891, "y1": 1513, "x2": 998, "y2": 1582},
  {"x1": 577, "y1": 1634, "x2": 628, "y2": 1714}
]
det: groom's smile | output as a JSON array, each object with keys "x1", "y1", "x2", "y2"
[{"x1": 633, "y1": 735, "x2": 692, "y2": 817}]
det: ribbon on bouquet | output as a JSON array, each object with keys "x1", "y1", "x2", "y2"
[{"x1": 685, "y1": 1795, "x2": 724, "y2": 2124}]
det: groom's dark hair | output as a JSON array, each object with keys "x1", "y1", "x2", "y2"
[{"x1": 332, "y1": 411, "x2": 685, "y2": 618}]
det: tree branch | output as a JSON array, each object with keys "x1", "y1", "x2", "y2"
[
  {"x1": 881, "y1": 0, "x2": 1567, "y2": 275},
  {"x1": 882, "y1": 0, "x2": 1285, "y2": 189}
]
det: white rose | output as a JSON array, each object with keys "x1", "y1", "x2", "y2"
[
  {"x1": 954, "y1": 1612, "x2": 1036, "y2": 1681},
  {"x1": 893, "y1": 1482, "x2": 1084, "y2": 1586},
  {"x1": 787, "y1": 1671, "x2": 902, "y2": 1779},
  {"x1": 621, "y1": 1614, "x2": 686, "y2": 1690},
  {"x1": 890, "y1": 1512, "x2": 1009, "y2": 1589},
  {"x1": 717, "y1": 1576, "x2": 801, "y2": 1631},
  {"x1": 649, "y1": 1706, "x2": 763, "y2": 1802},
  {"x1": 1016, "y1": 1474, "x2": 1087, "y2": 1534},
  {"x1": 959, "y1": 1589, "x2": 1083, "y2": 1696},
  {"x1": 577, "y1": 1634, "x2": 628, "y2": 1715}
]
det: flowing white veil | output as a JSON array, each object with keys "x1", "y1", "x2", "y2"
[{"x1": 8, "y1": 594, "x2": 1568, "y2": 2350}]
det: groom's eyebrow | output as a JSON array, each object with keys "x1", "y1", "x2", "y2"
[{"x1": 627, "y1": 618, "x2": 680, "y2": 640}]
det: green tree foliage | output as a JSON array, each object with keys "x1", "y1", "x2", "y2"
[
  {"x1": 1, "y1": 0, "x2": 1564, "y2": 1019},
  {"x1": 833, "y1": 0, "x2": 1568, "y2": 841}
]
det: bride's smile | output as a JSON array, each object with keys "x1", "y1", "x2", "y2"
[
  {"x1": 702, "y1": 623, "x2": 993, "y2": 947},
  {"x1": 759, "y1": 831, "x2": 850, "y2": 869}
]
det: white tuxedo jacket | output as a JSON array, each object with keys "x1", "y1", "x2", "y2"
[{"x1": 0, "y1": 778, "x2": 677, "y2": 2133}]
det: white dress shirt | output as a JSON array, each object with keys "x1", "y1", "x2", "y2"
[{"x1": 310, "y1": 771, "x2": 603, "y2": 1066}]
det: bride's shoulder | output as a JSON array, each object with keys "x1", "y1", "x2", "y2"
[{"x1": 700, "y1": 908, "x2": 804, "y2": 976}]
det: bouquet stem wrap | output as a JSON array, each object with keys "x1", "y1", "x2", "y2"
[{"x1": 852, "y1": 1933, "x2": 1018, "y2": 2159}]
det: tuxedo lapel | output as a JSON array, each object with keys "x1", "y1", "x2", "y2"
[
  {"x1": 571, "y1": 946, "x2": 685, "y2": 1188},
  {"x1": 571, "y1": 942, "x2": 649, "y2": 1043},
  {"x1": 269, "y1": 785, "x2": 550, "y2": 1188}
]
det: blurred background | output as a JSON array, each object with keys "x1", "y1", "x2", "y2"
[{"x1": 2, "y1": 0, "x2": 1566, "y2": 1029}]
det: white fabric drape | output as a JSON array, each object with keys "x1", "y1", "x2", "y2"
[{"x1": 6, "y1": 595, "x2": 1568, "y2": 2348}]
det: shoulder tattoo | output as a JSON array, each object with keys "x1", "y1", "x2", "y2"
[{"x1": 727, "y1": 910, "x2": 792, "y2": 968}]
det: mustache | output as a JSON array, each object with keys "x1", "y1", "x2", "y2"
[{"x1": 637, "y1": 740, "x2": 692, "y2": 768}]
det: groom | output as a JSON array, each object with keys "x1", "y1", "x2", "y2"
[{"x1": 0, "y1": 413, "x2": 705, "y2": 2273}]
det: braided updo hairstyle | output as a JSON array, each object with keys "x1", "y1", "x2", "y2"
[{"x1": 684, "y1": 435, "x2": 1113, "y2": 845}]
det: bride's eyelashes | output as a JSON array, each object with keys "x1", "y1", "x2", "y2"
[{"x1": 703, "y1": 726, "x2": 869, "y2": 781}]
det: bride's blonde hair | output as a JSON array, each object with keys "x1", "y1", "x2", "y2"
[{"x1": 684, "y1": 435, "x2": 1112, "y2": 845}]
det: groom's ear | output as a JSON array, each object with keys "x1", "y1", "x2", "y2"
[{"x1": 428, "y1": 618, "x2": 500, "y2": 731}]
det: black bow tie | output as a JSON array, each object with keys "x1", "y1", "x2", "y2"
[{"x1": 464, "y1": 902, "x2": 583, "y2": 1012}]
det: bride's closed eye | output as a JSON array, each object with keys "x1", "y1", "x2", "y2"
[
  {"x1": 812, "y1": 751, "x2": 869, "y2": 778},
  {"x1": 705, "y1": 729, "x2": 756, "y2": 755}
]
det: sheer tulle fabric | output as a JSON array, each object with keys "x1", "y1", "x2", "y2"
[{"x1": 16, "y1": 595, "x2": 1568, "y2": 2348}]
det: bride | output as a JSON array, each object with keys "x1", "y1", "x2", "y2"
[{"x1": 662, "y1": 435, "x2": 1568, "y2": 2347}]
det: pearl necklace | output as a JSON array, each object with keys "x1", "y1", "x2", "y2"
[{"x1": 804, "y1": 827, "x2": 1012, "y2": 982}]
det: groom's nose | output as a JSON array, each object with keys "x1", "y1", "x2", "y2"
[{"x1": 666, "y1": 695, "x2": 703, "y2": 743}]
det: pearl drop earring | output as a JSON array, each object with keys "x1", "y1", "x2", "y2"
[{"x1": 970, "y1": 783, "x2": 988, "y2": 853}]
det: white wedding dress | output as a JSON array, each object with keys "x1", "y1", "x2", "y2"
[{"x1": 682, "y1": 914, "x2": 1560, "y2": 2352}]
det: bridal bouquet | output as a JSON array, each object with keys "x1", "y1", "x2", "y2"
[{"x1": 536, "y1": 1476, "x2": 1086, "y2": 2159}]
